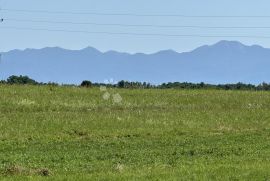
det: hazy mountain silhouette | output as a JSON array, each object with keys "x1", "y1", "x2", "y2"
[{"x1": 1, "y1": 40, "x2": 270, "y2": 84}]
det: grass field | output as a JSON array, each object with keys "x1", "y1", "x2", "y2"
[{"x1": 0, "y1": 85, "x2": 270, "y2": 180}]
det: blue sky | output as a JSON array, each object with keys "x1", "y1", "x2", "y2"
[{"x1": 0, "y1": 0, "x2": 270, "y2": 53}]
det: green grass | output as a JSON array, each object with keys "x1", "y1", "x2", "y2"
[{"x1": 0, "y1": 85, "x2": 270, "y2": 180}]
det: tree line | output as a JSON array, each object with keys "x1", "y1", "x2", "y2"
[{"x1": 2, "y1": 75, "x2": 270, "y2": 91}]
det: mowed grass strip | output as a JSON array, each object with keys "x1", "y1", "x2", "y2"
[{"x1": 0, "y1": 85, "x2": 269, "y2": 180}]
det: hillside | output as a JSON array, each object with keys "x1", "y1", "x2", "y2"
[{"x1": 1, "y1": 41, "x2": 270, "y2": 84}]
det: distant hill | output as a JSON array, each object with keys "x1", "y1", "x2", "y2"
[{"x1": 1, "y1": 40, "x2": 270, "y2": 84}]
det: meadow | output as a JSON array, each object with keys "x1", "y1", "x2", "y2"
[{"x1": 0, "y1": 85, "x2": 269, "y2": 180}]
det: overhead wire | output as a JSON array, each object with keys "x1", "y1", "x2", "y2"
[
  {"x1": 4, "y1": 18, "x2": 270, "y2": 29},
  {"x1": 0, "y1": 8, "x2": 270, "y2": 39},
  {"x1": 1, "y1": 26, "x2": 270, "y2": 39},
  {"x1": 2, "y1": 8, "x2": 270, "y2": 18}
]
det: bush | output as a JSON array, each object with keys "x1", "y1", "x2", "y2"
[
  {"x1": 81, "y1": 80, "x2": 92, "y2": 88},
  {"x1": 6, "y1": 75, "x2": 38, "y2": 85}
]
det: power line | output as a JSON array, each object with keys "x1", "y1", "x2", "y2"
[
  {"x1": 2, "y1": 8, "x2": 270, "y2": 18},
  {"x1": 5, "y1": 18, "x2": 270, "y2": 29},
  {"x1": 1, "y1": 26, "x2": 270, "y2": 39}
]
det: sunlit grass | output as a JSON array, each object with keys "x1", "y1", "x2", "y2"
[{"x1": 0, "y1": 85, "x2": 269, "y2": 180}]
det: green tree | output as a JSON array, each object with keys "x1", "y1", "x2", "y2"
[
  {"x1": 117, "y1": 80, "x2": 126, "y2": 88},
  {"x1": 7, "y1": 75, "x2": 37, "y2": 85},
  {"x1": 81, "y1": 80, "x2": 92, "y2": 88}
]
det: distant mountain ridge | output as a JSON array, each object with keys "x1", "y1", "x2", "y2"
[{"x1": 1, "y1": 40, "x2": 270, "y2": 84}]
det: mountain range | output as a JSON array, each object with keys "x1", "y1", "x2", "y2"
[{"x1": 1, "y1": 40, "x2": 270, "y2": 84}]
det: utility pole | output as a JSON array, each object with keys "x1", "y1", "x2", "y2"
[
  {"x1": 0, "y1": 0, "x2": 5, "y2": 63},
  {"x1": 0, "y1": 18, "x2": 3, "y2": 63}
]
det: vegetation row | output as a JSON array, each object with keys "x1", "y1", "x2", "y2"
[{"x1": 3, "y1": 75, "x2": 270, "y2": 91}]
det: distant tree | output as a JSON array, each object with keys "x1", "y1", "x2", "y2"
[
  {"x1": 0, "y1": 80, "x2": 6, "y2": 84},
  {"x1": 117, "y1": 80, "x2": 125, "y2": 88},
  {"x1": 81, "y1": 80, "x2": 92, "y2": 88},
  {"x1": 258, "y1": 82, "x2": 270, "y2": 91},
  {"x1": 6, "y1": 75, "x2": 37, "y2": 85},
  {"x1": 199, "y1": 82, "x2": 205, "y2": 88}
]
